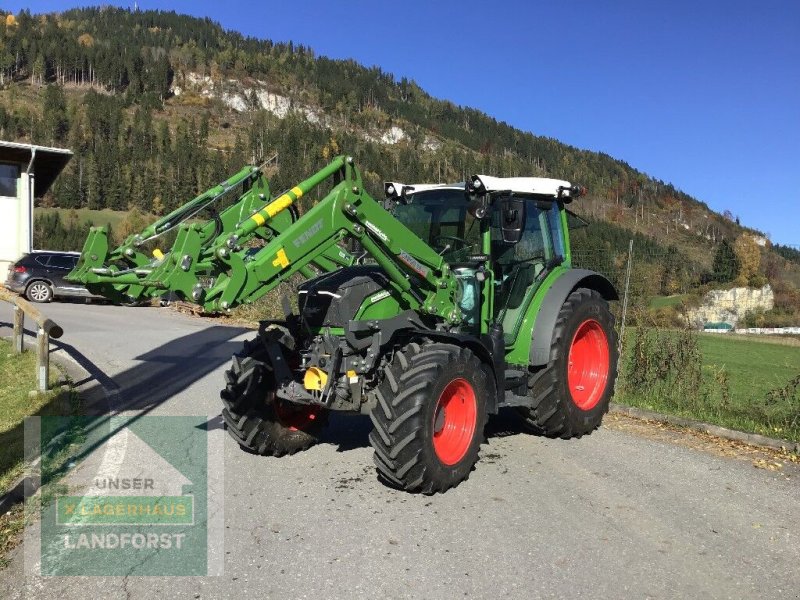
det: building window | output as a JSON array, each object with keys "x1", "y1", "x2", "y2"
[{"x1": 0, "y1": 163, "x2": 19, "y2": 197}]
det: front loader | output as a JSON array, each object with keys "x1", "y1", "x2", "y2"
[{"x1": 69, "y1": 155, "x2": 619, "y2": 494}]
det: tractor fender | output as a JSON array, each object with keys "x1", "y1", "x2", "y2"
[{"x1": 529, "y1": 269, "x2": 618, "y2": 366}]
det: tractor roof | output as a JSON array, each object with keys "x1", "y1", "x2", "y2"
[
  {"x1": 384, "y1": 181, "x2": 463, "y2": 198},
  {"x1": 386, "y1": 176, "x2": 579, "y2": 200},
  {"x1": 469, "y1": 175, "x2": 575, "y2": 198}
]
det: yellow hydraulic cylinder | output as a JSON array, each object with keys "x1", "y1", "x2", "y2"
[{"x1": 235, "y1": 155, "x2": 347, "y2": 238}]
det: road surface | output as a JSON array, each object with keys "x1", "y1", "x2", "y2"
[{"x1": 1, "y1": 300, "x2": 798, "y2": 599}]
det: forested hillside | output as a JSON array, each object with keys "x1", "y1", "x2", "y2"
[
  {"x1": 1, "y1": 6, "x2": 797, "y2": 322},
  {"x1": 0, "y1": 8, "x2": 749, "y2": 237}
]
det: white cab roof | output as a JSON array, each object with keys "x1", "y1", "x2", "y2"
[
  {"x1": 470, "y1": 175, "x2": 575, "y2": 198},
  {"x1": 387, "y1": 176, "x2": 579, "y2": 199},
  {"x1": 384, "y1": 181, "x2": 462, "y2": 198}
]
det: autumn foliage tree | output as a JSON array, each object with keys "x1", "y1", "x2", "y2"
[{"x1": 733, "y1": 235, "x2": 763, "y2": 287}]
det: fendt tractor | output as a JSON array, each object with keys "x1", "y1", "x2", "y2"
[{"x1": 68, "y1": 155, "x2": 619, "y2": 494}]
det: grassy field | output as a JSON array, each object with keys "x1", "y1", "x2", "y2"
[
  {"x1": 618, "y1": 329, "x2": 800, "y2": 443},
  {"x1": 698, "y1": 333, "x2": 800, "y2": 401},
  {"x1": 649, "y1": 294, "x2": 689, "y2": 309},
  {"x1": 37, "y1": 207, "x2": 133, "y2": 231}
]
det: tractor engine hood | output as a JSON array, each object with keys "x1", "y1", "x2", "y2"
[{"x1": 298, "y1": 266, "x2": 391, "y2": 330}]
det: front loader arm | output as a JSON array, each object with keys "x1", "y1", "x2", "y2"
[
  {"x1": 68, "y1": 163, "x2": 353, "y2": 304},
  {"x1": 69, "y1": 155, "x2": 464, "y2": 324}
]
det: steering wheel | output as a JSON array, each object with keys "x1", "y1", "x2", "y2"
[{"x1": 434, "y1": 235, "x2": 469, "y2": 252}]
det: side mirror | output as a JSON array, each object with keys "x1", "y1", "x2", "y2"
[{"x1": 499, "y1": 196, "x2": 526, "y2": 243}]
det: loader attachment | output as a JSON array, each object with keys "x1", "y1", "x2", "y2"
[{"x1": 68, "y1": 160, "x2": 357, "y2": 308}]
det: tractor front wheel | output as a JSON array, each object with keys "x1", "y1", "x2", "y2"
[
  {"x1": 369, "y1": 342, "x2": 489, "y2": 494},
  {"x1": 220, "y1": 328, "x2": 326, "y2": 456},
  {"x1": 518, "y1": 287, "x2": 618, "y2": 438}
]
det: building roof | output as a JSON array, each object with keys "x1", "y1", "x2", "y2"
[{"x1": 0, "y1": 140, "x2": 72, "y2": 197}]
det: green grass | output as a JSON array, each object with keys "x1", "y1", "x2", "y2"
[
  {"x1": 649, "y1": 294, "x2": 688, "y2": 309},
  {"x1": 37, "y1": 207, "x2": 132, "y2": 231},
  {"x1": 697, "y1": 333, "x2": 800, "y2": 402},
  {"x1": 0, "y1": 338, "x2": 83, "y2": 567},
  {"x1": 617, "y1": 329, "x2": 800, "y2": 442},
  {"x1": 0, "y1": 339, "x2": 65, "y2": 493}
]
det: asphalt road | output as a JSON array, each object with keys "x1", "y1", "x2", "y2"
[{"x1": 1, "y1": 300, "x2": 798, "y2": 599}]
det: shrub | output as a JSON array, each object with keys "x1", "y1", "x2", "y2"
[{"x1": 621, "y1": 327, "x2": 704, "y2": 408}]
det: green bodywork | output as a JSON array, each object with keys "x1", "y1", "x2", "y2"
[{"x1": 68, "y1": 155, "x2": 591, "y2": 372}]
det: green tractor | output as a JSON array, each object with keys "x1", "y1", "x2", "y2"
[{"x1": 69, "y1": 155, "x2": 618, "y2": 494}]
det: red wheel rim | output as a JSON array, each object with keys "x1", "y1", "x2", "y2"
[
  {"x1": 273, "y1": 396, "x2": 320, "y2": 432},
  {"x1": 567, "y1": 319, "x2": 610, "y2": 410},
  {"x1": 432, "y1": 378, "x2": 478, "y2": 465}
]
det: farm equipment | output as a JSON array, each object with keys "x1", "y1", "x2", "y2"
[{"x1": 68, "y1": 155, "x2": 619, "y2": 493}]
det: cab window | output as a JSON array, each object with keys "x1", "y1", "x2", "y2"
[{"x1": 392, "y1": 189, "x2": 481, "y2": 261}]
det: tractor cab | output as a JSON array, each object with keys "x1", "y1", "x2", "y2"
[{"x1": 386, "y1": 176, "x2": 584, "y2": 342}]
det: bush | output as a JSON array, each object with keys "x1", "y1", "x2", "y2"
[
  {"x1": 619, "y1": 326, "x2": 728, "y2": 412},
  {"x1": 644, "y1": 306, "x2": 689, "y2": 328},
  {"x1": 759, "y1": 375, "x2": 800, "y2": 434},
  {"x1": 229, "y1": 278, "x2": 301, "y2": 323},
  {"x1": 740, "y1": 307, "x2": 800, "y2": 328}
]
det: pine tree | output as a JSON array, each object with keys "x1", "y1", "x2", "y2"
[
  {"x1": 711, "y1": 239, "x2": 739, "y2": 284},
  {"x1": 86, "y1": 153, "x2": 101, "y2": 210},
  {"x1": 42, "y1": 83, "x2": 68, "y2": 144}
]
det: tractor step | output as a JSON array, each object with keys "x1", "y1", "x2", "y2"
[
  {"x1": 499, "y1": 391, "x2": 534, "y2": 408},
  {"x1": 498, "y1": 368, "x2": 532, "y2": 409},
  {"x1": 503, "y1": 369, "x2": 527, "y2": 390}
]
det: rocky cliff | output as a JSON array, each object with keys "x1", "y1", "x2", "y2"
[{"x1": 687, "y1": 285, "x2": 774, "y2": 328}]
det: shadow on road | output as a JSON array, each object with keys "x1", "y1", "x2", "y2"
[
  {"x1": 0, "y1": 320, "x2": 250, "y2": 490},
  {"x1": 1, "y1": 313, "x2": 534, "y2": 495},
  {"x1": 320, "y1": 407, "x2": 530, "y2": 454}
]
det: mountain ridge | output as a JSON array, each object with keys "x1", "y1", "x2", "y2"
[{"x1": 0, "y1": 6, "x2": 772, "y2": 254}]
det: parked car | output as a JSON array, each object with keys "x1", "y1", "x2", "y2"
[{"x1": 4, "y1": 251, "x2": 99, "y2": 303}]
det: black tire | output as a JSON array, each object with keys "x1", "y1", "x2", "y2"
[
  {"x1": 25, "y1": 280, "x2": 53, "y2": 303},
  {"x1": 220, "y1": 327, "x2": 326, "y2": 456},
  {"x1": 369, "y1": 341, "x2": 490, "y2": 494},
  {"x1": 518, "y1": 288, "x2": 618, "y2": 438}
]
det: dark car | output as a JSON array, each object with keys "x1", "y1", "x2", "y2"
[{"x1": 5, "y1": 251, "x2": 98, "y2": 303}]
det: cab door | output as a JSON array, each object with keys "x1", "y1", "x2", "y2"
[{"x1": 491, "y1": 198, "x2": 565, "y2": 344}]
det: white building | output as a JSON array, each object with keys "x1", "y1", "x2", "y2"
[{"x1": 0, "y1": 141, "x2": 72, "y2": 274}]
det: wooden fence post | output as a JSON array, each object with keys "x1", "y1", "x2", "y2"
[
  {"x1": 2, "y1": 291, "x2": 62, "y2": 391},
  {"x1": 36, "y1": 327, "x2": 49, "y2": 393},
  {"x1": 13, "y1": 305, "x2": 24, "y2": 353}
]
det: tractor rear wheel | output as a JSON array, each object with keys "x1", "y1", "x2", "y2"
[
  {"x1": 369, "y1": 342, "x2": 489, "y2": 494},
  {"x1": 518, "y1": 288, "x2": 618, "y2": 438},
  {"x1": 220, "y1": 328, "x2": 325, "y2": 456}
]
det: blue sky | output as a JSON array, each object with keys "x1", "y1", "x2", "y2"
[{"x1": 8, "y1": 1, "x2": 800, "y2": 245}]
